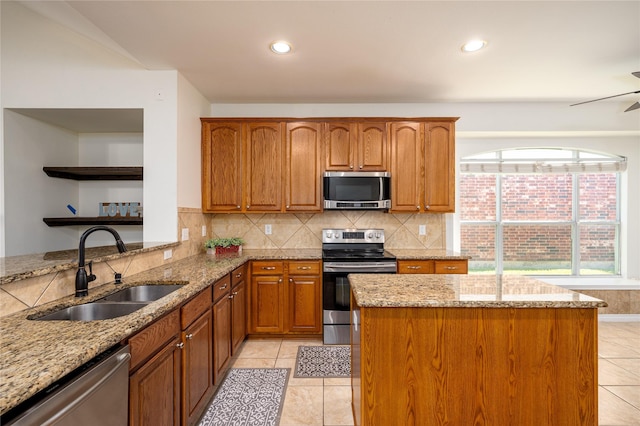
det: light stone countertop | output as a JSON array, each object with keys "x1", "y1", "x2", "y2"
[
  {"x1": 0, "y1": 249, "x2": 320, "y2": 415},
  {"x1": 349, "y1": 274, "x2": 608, "y2": 308}
]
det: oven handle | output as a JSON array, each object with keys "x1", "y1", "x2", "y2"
[{"x1": 323, "y1": 263, "x2": 397, "y2": 273}]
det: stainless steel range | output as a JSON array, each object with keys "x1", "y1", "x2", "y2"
[{"x1": 322, "y1": 228, "x2": 396, "y2": 344}]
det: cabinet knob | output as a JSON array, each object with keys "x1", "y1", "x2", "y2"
[
  {"x1": 425, "y1": 205, "x2": 430, "y2": 210},
  {"x1": 416, "y1": 206, "x2": 420, "y2": 210},
  {"x1": 246, "y1": 205, "x2": 250, "y2": 209},
  {"x1": 349, "y1": 165, "x2": 354, "y2": 169},
  {"x1": 286, "y1": 205, "x2": 290, "y2": 209},
  {"x1": 176, "y1": 342, "x2": 184, "y2": 349},
  {"x1": 232, "y1": 291, "x2": 238, "y2": 296},
  {"x1": 278, "y1": 278, "x2": 282, "y2": 283},
  {"x1": 228, "y1": 294, "x2": 234, "y2": 299},
  {"x1": 359, "y1": 165, "x2": 363, "y2": 169},
  {"x1": 236, "y1": 205, "x2": 241, "y2": 209},
  {"x1": 186, "y1": 333, "x2": 193, "y2": 340},
  {"x1": 289, "y1": 278, "x2": 293, "y2": 283}
]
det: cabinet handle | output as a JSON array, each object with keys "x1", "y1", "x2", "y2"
[
  {"x1": 186, "y1": 333, "x2": 193, "y2": 340},
  {"x1": 278, "y1": 278, "x2": 282, "y2": 283},
  {"x1": 232, "y1": 291, "x2": 238, "y2": 296},
  {"x1": 219, "y1": 283, "x2": 228, "y2": 290},
  {"x1": 297, "y1": 266, "x2": 311, "y2": 270},
  {"x1": 444, "y1": 266, "x2": 458, "y2": 270},
  {"x1": 236, "y1": 205, "x2": 241, "y2": 209},
  {"x1": 289, "y1": 278, "x2": 293, "y2": 283},
  {"x1": 228, "y1": 294, "x2": 234, "y2": 299},
  {"x1": 176, "y1": 342, "x2": 184, "y2": 349},
  {"x1": 235, "y1": 273, "x2": 242, "y2": 278},
  {"x1": 262, "y1": 266, "x2": 276, "y2": 270},
  {"x1": 349, "y1": 165, "x2": 354, "y2": 169},
  {"x1": 407, "y1": 266, "x2": 421, "y2": 270}
]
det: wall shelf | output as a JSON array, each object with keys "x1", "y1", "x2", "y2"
[
  {"x1": 43, "y1": 166, "x2": 143, "y2": 181},
  {"x1": 43, "y1": 217, "x2": 143, "y2": 227}
]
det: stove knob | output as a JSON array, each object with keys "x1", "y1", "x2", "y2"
[
  {"x1": 325, "y1": 231, "x2": 332, "y2": 239},
  {"x1": 367, "y1": 232, "x2": 373, "y2": 239},
  {"x1": 375, "y1": 232, "x2": 381, "y2": 238}
]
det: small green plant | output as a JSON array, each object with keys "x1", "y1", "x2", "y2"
[{"x1": 205, "y1": 237, "x2": 245, "y2": 249}]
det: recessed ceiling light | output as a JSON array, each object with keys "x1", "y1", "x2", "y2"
[
  {"x1": 461, "y1": 39, "x2": 487, "y2": 53},
  {"x1": 270, "y1": 41, "x2": 292, "y2": 54}
]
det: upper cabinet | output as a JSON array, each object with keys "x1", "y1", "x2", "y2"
[
  {"x1": 390, "y1": 119, "x2": 457, "y2": 213},
  {"x1": 285, "y1": 122, "x2": 323, "y2": 212},
  {"x1": 325, "y1": 122, "x2": 387, "y2": 171},
  {"x1": 202, "y1": 117, "x2": 457, "y2": 214}
]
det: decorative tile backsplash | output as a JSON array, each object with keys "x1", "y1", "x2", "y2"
[{"x1": 207, "y1": 210, "x2": 446, "y2": 250}]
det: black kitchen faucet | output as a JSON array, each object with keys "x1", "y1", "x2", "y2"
[{"x1": 75, "y1": 225, "x2": 127, "y2": 297}]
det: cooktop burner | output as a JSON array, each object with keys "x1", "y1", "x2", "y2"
[{"x1": 321, "y1": 228, "x2": 396, "y2": 261}]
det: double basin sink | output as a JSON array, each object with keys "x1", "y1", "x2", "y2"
[{"x1": 34, "y1": 285, "x2": 183, "y2": 321}]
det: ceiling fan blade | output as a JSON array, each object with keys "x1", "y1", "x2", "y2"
[
  {"x1": 633, "y1": 71, "x2": 640, "y2": 78},
  {"x1": 570, "y1": 90, "x2": 640, "y2": 106},
  {"x1": 625, "y1": 101, "x2": 640, "y2": 112}
]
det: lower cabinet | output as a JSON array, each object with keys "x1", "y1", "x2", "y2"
[
  {"x1": 397, "y1": 259, "x2": 468, "y2": 274},
  {"x1": 249, "y1": 260, "x2": 322, "y2": 335}
]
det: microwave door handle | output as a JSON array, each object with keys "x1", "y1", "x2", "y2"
[{"x1": 379, "y1": 178, "x2": 383, "y2": 200}]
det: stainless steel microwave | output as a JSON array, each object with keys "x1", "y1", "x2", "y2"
[{"x1": 323, "y1": 171, "x2": 391, "y2": 210}]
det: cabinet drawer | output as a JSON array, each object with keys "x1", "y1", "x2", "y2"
[
  {"x1": 251, "y1": 261, "x2": 284, "y2": 275},
  {"x1": 212, "y1": 274, "x2": 231, "y2": 302},
  {"x1": 397, "y1": 260, "x2": 435, "y2": 274},
  {"x1": 231, "y1": 264, "x2": 247, "y2": 287},
  {"x1": 181, "y1": 288, "x2": 212, "y2": 329},
  {"x1": 129, "y1": 309, "x2": 180, "y2": 371},
  {"x1": 288, "y1": 261, "x2": 320, "y2": 275},
  {"x1": 434, "y1": 260, "x2": 468, "y2": 274}
]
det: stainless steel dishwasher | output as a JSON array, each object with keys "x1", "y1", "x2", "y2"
[{"x1": 2, "y1": 345, "x2": 130, "y2": 426}]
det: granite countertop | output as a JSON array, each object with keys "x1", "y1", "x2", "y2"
[
  {"x1": 349, "y1": 274, "x2": 608, "y2": 308},
  {"x1": 0, "y1": 249, "x2": 321, "y2": 415},
  {"x1": 388, "y1": 249, "x2": 471, "y2": 260}
]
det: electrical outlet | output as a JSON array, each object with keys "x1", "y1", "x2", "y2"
[
  {"x1": 265, "y1": 224, "x2": 272, "y2": 235},
  {"x1": 181, "y1": 228, "x2": 189, "y2": 241},
  {"x1": 202, "y1": 225, "x2": 207, "y2": 237},
  {"x1": 164, "y1": 249, "x2": 172, "y2": 260},
  {"x1": 419, "y1": 225, "x2": 427, "y2": 235}
]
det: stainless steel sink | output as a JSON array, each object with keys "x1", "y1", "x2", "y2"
[
  {"x1": 98, "y1": 285, "x2": 183, "y2": 302},
  {"x1": 35, "y1": 302, "x2": 149, "y2": 321}
]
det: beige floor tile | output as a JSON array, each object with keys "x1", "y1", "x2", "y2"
[
  {"x1": 324, "y1": 377, "x2": 351, "y2": 386},
  {"x1": 608, "y1": 358, "x2": 640, "y2": 377},
  {"x1": 236, "y1": 339, "x2": 282, "y2": 359},
  {"x1": 599, "y1": 386, "x2": 640, "y2": 425},
  {"x1": 231, "y1": 358, "x2": 276, "y2": 368},
  {"x1": 603, "y1": 386, "x2": 640, "y2": 410},
  {"x1": 279, "y1": 386, "x2": 324, "y2": 426},
  {"x1": 276, "y1": 358, "x2": 324, "y2": 387},
  {"x1": 323, "y1": 386, "x2": 354, "y2": 426},
  {"x1": 600, "y1": 359, "x2": 640, "y2": 385},
  {"x1": 599, "y1": 339, "x2": 640, "y2": 358}
]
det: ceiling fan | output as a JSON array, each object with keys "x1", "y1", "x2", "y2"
[{"x1": 570, "y1": 71, "x2": 640, "y2": 112}]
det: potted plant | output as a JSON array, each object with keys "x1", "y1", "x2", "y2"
[{"x1": 205, "y1": 237, "x2": 244, "y2": 257}]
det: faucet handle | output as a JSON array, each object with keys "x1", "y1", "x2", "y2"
[{"x1": 87, "y1": 261, "x2": 96, "y2": 283}]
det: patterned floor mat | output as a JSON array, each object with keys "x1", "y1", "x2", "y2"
[
  {"x1": 198, "y1": 368, "x2": 289, "y2": 426},
  {"x1": 294, "y1": 346, "x2": 351, "y2": 378}
]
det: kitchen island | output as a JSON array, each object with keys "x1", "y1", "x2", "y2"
[{"x1": 349, "y1": 274, "x2": 607, "y2": 426}]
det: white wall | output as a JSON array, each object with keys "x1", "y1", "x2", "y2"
[{"x1": 1, "y1": 1, "x2": 180, "y2": 255}]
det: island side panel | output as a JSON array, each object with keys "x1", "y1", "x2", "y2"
[
  {"x1": 355, "y1": 306, "x2": 598, "y2": 426},
  {"x1": 351, "y1": 292, "x2": 362, "y2": 426}
]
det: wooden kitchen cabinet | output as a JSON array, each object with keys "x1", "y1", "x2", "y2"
[
  {"x1": 230, "y1": 264, "x2": 248, "y2": 354},
  {"x1": 180, "y1": 289, "x2": 214, "y2": 426},
  {"x1": 245, "y1": 122, "x2": 283, "y2": 212},
  {"x1": 249, "y1": 260, "x2": 322, "y2": 335},
  {"x1": 129, "y1": 310, "x2": 182, "y2": 426},
  {"x1": 325, "y1": 122, "x2": 387, "y2": 171},
  {"x1": 213, "y1": 275, "x2": 232, "y2": 383},
  {"x1": 285, "y1": 122, "x2": 323, "y2": 212},
  {"x1": 287, "y1": 261, "x2": 322, "y2": 333},
  {"x1": 390, "y1": 120, "x2": 457, "y2": 213},
  {"x1": 398, "y1": 259, "x2": 468, "y2": 274},
  {"x1": 201, "y1": 122, "x2": 243, "y2": 212}
]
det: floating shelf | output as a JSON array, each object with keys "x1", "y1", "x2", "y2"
[
  {"x1": 43, "y1": 166, "x2": 143, "y2": 181},
  {"x1": 43, "y1": 217, "x2": 143, "y2": 227}
]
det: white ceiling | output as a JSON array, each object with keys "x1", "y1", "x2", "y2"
[{"x1": 20, "y1": 1, "x2": 640, "y2": 107}]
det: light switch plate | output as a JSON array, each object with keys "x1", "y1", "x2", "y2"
[
  {"x1": 164, "y1": 249, "x2": 172, "y2": 260},
  {"x1": 181, "y1": 228, "x2": 189, "y2": 241},
  {"x1": 419, "y1": 225, "x2": 427, "y2": 235},
  {"x1": 202, "y1": 225, "x2": 207, "y2": 237},
  {"x1": 265, "y1": 224, "x2": 272, "y2": 235}
]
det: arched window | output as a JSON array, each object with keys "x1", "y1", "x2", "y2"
[{"x1": 459, "y1": 148, "x2": 626, "y2": 276}]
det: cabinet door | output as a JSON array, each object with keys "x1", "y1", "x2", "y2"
[
  {"x1": 213, "y1": 295, "x2": 231, "y2": 384},
  {"x1": 231, "y1": 280, "x2": 247, "y2": 354},
  {"x1": 358, "y1": 122, "x2": 388, "y2": 170},
  {"x1": 129, "y1": 337, "x2": 182, "y2": 426},
  {"x1": 250, "y1": 275, "x2": 285, "y2": 333},
  {"x1": 201, "y1": 122, "x2": 243, "y2": 212},
  {"x1": 182, "y1": 310, "x2": 213, "y2": 425},
  {"x1": 325, "y1": 122, "x2": 356, "y2": 170},
  {"x1": 288, "y1": 274, "x2": 322, "y2": 333},
  {"x1": 424, "y1": 121, "x2": 455, "y2": 212},
  {"x1": 390, "y1": 122, "x2": 423, "y2": 212},
  {"x1": 285, "y1": 122, "x2": 323, "y2": 211},
  {"x1": 245, "y1": 122, "x2": 283, "y2": 212}
]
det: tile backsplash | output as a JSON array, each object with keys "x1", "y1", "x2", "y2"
[{"x1": 207, "y1": 210, "x2": 446, "y2": 250}]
